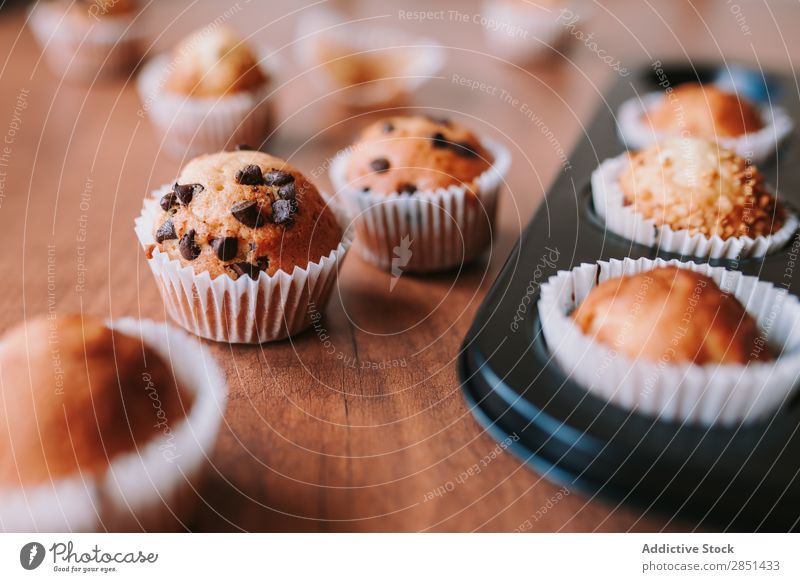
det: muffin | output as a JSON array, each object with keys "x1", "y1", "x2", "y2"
[
  {"x1": 572, "y1": 267, "x2": 771, "y2": 365},
  {"x1": 538, "y1": 258, "x2": 800, "y2": 425},
  {"x1": 591, "y1": 137, "x2": 797, "y2": 259},
  {"x1": 29, "y1": 0, "x2": 143, "y2": 81},
  {"x1": 482, "y1": 0, "x2": 588, "y2": 66},
  {"x1": 136, "y1": 150, "x2": 352, "y2": 343},
  {"x1": 617, "y1": 82, "x2": 793, "y2": 162},
  {"x1": 0, "y1": 315, "x2": 227, "y2": 531},
  {"x1": 137, "y1": 25, "x2": 275, "y2": 157},
  {"x1": 649, "y1": 83, "x2": 763, "y2": 139},
  {"x1": 330, "y1": 115, "x2": 510, "y2": 272},
  {"x1": 294, "y1": 8, "x2": 444, "y2": 110}
]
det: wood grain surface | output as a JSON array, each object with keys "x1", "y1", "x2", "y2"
[{"x1": 0, "y1": 0, "x2": 798, "y2": 532}]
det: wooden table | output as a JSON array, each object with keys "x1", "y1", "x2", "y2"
[{"x1": 1, "y1": 0, "x2": 798, "y2": 532}]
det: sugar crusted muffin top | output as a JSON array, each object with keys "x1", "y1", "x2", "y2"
[
  {"x1": 344, "y1": 115, "x2": 493, "y2": 195},
  {"x1": 617, "y1": 137, "x2": 785, "y2": 240},
  {"x1": 151, "y1": 149, "x2": 342, "y2": 280},
  {"x1": 572, "y1": 267, "x2": 772, "y2": 365},
  {"x1": 649, "y1": 83, "x2": 763, "y2": 139},
  {"x1": 165, "y1": 25, "x2": 269, "y2": 97},
  {"x1": 0, "y1": 315, "x2": 193, "y2": 486}
]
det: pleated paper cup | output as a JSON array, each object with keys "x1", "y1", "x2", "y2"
[
  {"x1": 591, "y1": 152, "x2": 798, "y2": 259},
  {"x1": 28, "y1": 2, "x2": 143, "y2": 81},
  {"x1": 481, "y1": 0, "x2": 588, "y2": 66},
  {"x1": 135, "y1": 185, "x2": 354, "y2": 344},
  {"x1": 617, "y1": 91, "x2": 794, "y2": 163},
  {"x1": 137, "y1": 52, "x2": 277, "y2": 158},
  {"x1": 0, "y1": 318, "x2": 228, "y2": 532},
  {"x1": 539, "y1": 257, "x2": 800, "y2": 426},
  {"x1": 293, "y1": 9, "x2": 445, "y2": 110},
  {"x1": 329, "y1": 138, "x2": 510, "y2": 272}
]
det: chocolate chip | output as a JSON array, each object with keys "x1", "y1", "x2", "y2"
[
  {"x1": 174, "y1": 182, "x2": 204, "y2": 204},
  {"x1": 211, "y1": 237, "x2": 238, "y2": 261},
  {"x1": 256, "y1": 255, "x2": 270, "y2": 271},
  {"x1": 398, "y1": 183, "x2": 417, "y2": 195},
  {"x1": 362, "y1": 186, "x2": 371, "y2": 192},
  {"x1": 370, "y1": 158, "x2": 390, "y2": 173},
  {"x1": 264, "y1": 170, "x2": 295, "y2": 186},
  {"x1": 234, "y1": 144, "x2": 255, "y2": 151},
  {"x1": 155, "y1": 219, "x2": 177, "y2": 243},
  {"x1": 383, "y1": 121, "x2": 394, "y2": 133},
  {"x1": 453, "y1": 141, "x2": 479, "y2": 158},
  {"x1": 430, "y1": 132, "x2": 450, "y2": 149},
  {"x1": 235, "y1": 164, "x2": 265, "y2": 186},
  {"x1": 229, "y1": 260, "x2": 268, "y2": 280},
  {"x1": 277, "y1": 182, "x2": 296, "y2": 200},
  {"x1": 160, "y1": 191, "x2": 177, "y2": 211},
  {"x1": 179, "y1": 229, "x2": 201, "y2": 261},
  {"x1": 271, "y1": 199, "x2": 296, "y2": 224},
  {"x1": 230, "y1": 200, "x2": 266, "y2": 228}
]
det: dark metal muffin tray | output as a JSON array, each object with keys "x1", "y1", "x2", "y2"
[{"x1": 458, "y1": 63, "x2": 800, "y2": 531}]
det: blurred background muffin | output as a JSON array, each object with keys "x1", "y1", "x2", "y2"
[
  {"x1": 137, "y1": 24, "x2": 276, "y2": 157},
  {"x1": 28, "y1": 0, "x2": 144, "y2": 81}
]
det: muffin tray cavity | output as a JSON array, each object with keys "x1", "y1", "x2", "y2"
[{"x1": 458, "y1": 63, "x2": 800, "y2": 531}]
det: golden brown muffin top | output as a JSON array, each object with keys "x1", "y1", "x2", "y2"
[
  {"x1": 165, "y1": 25, "x2": 269, "y2": 97},
  {"x1": 618, "y1": 137, "x2": 785, "y2": 240},
  {"x1": 649, "y1": 83, "x2": 763, "y2": 139},
  {"x1": 0, "y1": 315, "x2": 194, "y2": 486},
  {"x1": 572, "y1": 267, "x2": 772, "y2": 365},
  {"x1": 344, "y1": 115, "x2": 493, "y2": 195},
  {"x1": 152, "y1": 149, "x2": 343, "y2": 280}
]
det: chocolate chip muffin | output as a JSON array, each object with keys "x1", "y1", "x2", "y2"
[
  {"x1": 344, "y1": 115, "x2": 494, "y2": 194},
  {"x1": 0, "y1": 315, "x2": 194, "y2": 486},
  {"x1": 571, "y1": 267, "x2": 771, "y2": 365},
  {"x1": 152, "y1": 150, "x2": 342, "y2": 281},
  {"x1": 618, "y1": 137, "x2": 785, "y2": 240},
  {"x1": 164, "y1": 25, "x2": 269, "y2": 97},
  {"x1": 649, "y1": 83, "x2": 763, "y2": 139}
]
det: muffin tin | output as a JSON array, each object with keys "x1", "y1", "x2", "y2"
[{"x1": 458, "y1": 63, "x2": 800, "y2": 531}]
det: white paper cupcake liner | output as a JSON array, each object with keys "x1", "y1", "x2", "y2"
[
  {"x1": 293, "y1": 9, "x2": 445, "y2": 109},
  {"x1": 135, "y1": 184, "x2": 354, "y2": 343},
  {"x1": 28, "y1": 2, "x2": 143, "y2": 81},
  {"x1": 591, "y1": 152, "x2": 798, "y2": 259},
  {"x1": 0, "y1": 318, "x2": 228, "y2": 532},
  {"x1": 137, "y1": 52, "x2": 277, "y2": 158},
  {"x1": 329, "y1": 138, "x2": 511, "y2": 272},
  {"x1": 617, "y1": 91, "x2": 794, "y2": 163},
  {"x1": 539, "y1": 257, "x2": 800, "y2": 425},
  {"x1": 481, "y1": 0, "x2": 589, "y2": 65}
]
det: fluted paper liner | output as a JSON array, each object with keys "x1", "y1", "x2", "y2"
[
  {"x1": 293, "y1": 9, "x2": 445, "y2": 109},
  {"x1": 329, "y1": 138, "x2": 510, "y2": 272},
  {"x1": 0, "y1": 318, "x2": 227, "y2": 531},
  {"x1": 539, "y1": 257, "x2": 800, "y2": 425},
  {"x1": 591, "y1": 152, "x2": 798, "y2": 259},
  {"x1": 135, "y1": 184, "x2": 354, "y2": 343},
  {"x1": 28, "y1": 2, "x2": 143, "y2": 81},
  {"x1": 617, "y1": 91, "x2": 793, "y2": 163},
  {"x1": 137, "y1": 53, "x2": 277, "y2": 158}
]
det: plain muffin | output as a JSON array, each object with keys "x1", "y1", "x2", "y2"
[
  {"x1": 0, "y1": 315, "x2": 194, "y2": 486},
  {"x1": 571, "y1": 267, "x2": 772, "y2": 365}
]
